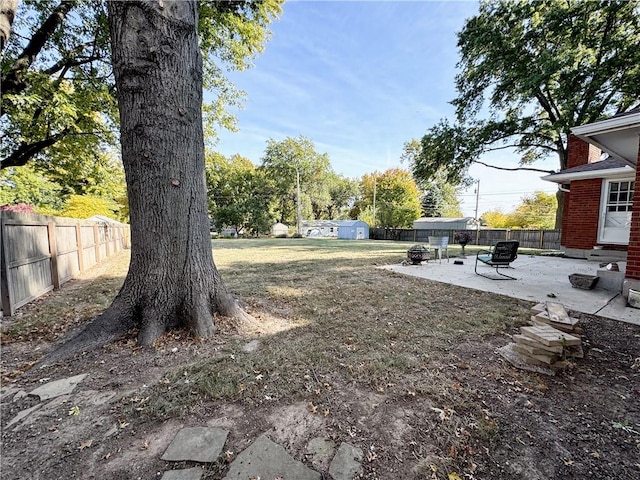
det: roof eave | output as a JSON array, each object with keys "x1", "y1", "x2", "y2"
[
  {"x1": 572, "y1": 113, "x2": 640, "y2": 167},
  {"x1": 541, "y1": 166, "x2": 636, "y2": 184}
]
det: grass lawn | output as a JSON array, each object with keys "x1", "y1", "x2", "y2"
[{"x1": 1, "y1": 238, "x2": 638, "y2": 480}]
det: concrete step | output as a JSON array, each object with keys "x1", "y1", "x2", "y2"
[{"x1": 586, "y1": 249, "x2": 627, "y2": 263}]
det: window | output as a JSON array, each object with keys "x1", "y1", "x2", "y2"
[{"x1": 607, "y1": 181, "x2": 634, "y2": 212}]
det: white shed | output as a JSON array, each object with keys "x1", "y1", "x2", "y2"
[{"x1": 272, "y1": 222, "x2": 289, "y2": 237}]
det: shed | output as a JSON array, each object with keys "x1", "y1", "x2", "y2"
[
  {"x1": 336, "y1": 220, "x2": 369, "y2": 240},
  {"x1": 413, "y1": 217, "x2": 476, "y2": 231},
  {"x1": 271, "y1": 222, "x2": 289, "y2": 237}
]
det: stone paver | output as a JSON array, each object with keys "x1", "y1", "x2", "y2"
[
  {"x1": 28, "y1": 374, "x2": 87, "y2": 401},
  {"x1": 224, "y1": 435, "x2": 321, "y2": 480},
  {"x1": 329, "y1": 442, "x2": 363, "y2": 480},
  {"x1": 0, "y1": 386, "x2": 18, "y2": 401},
  {"x1": 306, "y1": 437, "x2": 336, "y2": 470},
  {"x1": 161, "y1": 427, "x2": 229, "y2": 463},
  {"x1": 160, "y1": 467, "x2": 204, "y2": 480},
  {"x1": 242, "y1": 339, "x2": 260, "y2": 353},
  {"x1": 6, "y1": 404, "x2": 43, "y2": 429}
]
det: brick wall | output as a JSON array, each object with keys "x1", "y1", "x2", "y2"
[
  {"x1": 561, "y1": 179, "x2": 601, "y2": 249},
  {"x1": 567, "y1": 134, "x2": 601, "y2": 168},
  {"x1": 625, "y1": 139, "x2": 640, "y2": 280}
]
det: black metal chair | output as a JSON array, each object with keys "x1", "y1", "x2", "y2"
[{"x1": 474, "y1": 240, "x2": 519, "y2": 280}]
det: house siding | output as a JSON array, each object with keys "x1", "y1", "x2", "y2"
[
  {"x1": 626, "y1": 140, "x2": 640, "y2": 280},
  {"x1": 561, "y1": 179, "x2": 602, "y2": 249}
]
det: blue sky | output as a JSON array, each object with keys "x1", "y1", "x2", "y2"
[{"x1": 213, "y1": 0, "x2": 559, "y2": 218}]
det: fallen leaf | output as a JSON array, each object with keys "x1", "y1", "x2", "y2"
[
  {"x1": 140, "y1": 440, "x2": 149, "y2": 450},
  {"x1": 307, "y1": 402, "x2": 318, "y2": 414},
  {"x1": 102, "y1": 453, "x2": 111, "y2": 460},
  {"x1": 448, "y1": 473, "x2": 462, "y2": 480},
  {"x1": 78, "y1": 439, "x2": 93, "y2": 451},
  {"x1": 563, "y1": 459, "x2": 574, "y2": 466}
]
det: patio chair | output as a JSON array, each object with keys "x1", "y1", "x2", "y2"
[
  {"x1": 428, "y1": 236, "x2": 449, "y2": 263},
  {"x1": 474, "y1": 240, "x2": 519, "y2": 280}
]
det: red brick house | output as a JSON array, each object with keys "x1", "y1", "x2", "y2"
[{"x1": 542, "y1": 107, "x2": 640, "y2": 300}]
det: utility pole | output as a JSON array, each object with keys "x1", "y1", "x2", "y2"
[
  {"x1": 474, "y1": 180, "x2": 480, "y2": 244},
  {"x1": 372, "y1": 173, "x2": 377, "y2": 227},
  {"x1": 296, "y1": 168, "x2": 302, "y2": 236},
  {"x1": 474, "y1": 180, "x2": 480, "y2": 221}
]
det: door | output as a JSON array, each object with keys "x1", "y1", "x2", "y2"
[
  {"x1": 356, "y1": 227, "x2": 364, "y2": 239},
  {"x1": 598, "y1": 179, "x2": 634, "y2": 244}
]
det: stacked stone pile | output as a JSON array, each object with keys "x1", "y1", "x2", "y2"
[{"x1": 499, "y1": 301, "x2": 583, "y2": 375}]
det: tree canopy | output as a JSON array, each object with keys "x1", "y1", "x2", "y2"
[
  {"x1": 259, "y1": 136, "x2": 356, "y2": 225},
  {"x1": 206, "y1": 152, "x2": 274, "y2": 236},
  {"x1": 401, "y1": 139, "x2": 463, "y2": 217},
  {"x1": 411, "y1": 0, "x2": 640, "y2": 187},
  {"x1": 0, "y1": 0, "x2": 282, "y2": 170},
  {"x1": 481, "y1": 191, "x2": 557, "y2": 229},
  {"x1": 355, "y1": 169, "x2": 422, "y2": 228}
]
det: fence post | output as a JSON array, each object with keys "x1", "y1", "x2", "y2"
[
  {"x1": 1, "y1": 215, "x2": 15, "y2": 316},
  {"x1": 93, "y1": 224, "x2": 101, "y2": 262},
  {"x1": 105, "y1": 225, "x2": 111, "y2": 258},
  {"x1": 47, "y1": 221, "x2": 60, "y2": 290},
  {"x1": 539, "y1": 230, "x2": 544, "y2": 249},
  {"x1": 75, "y1": 222, "x2": 84, "y2": 273}
]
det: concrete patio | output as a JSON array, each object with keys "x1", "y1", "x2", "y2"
[{"x1": 382, "y1": 254, "x2": 639, "y2": 325}]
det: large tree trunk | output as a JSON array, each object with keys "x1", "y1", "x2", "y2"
[{"x1": 43, "y1": 0, "x2": 245, "y2": 364}]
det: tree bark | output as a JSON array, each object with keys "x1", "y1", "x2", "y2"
[{"x1": 42, "y1": 0, "x2": 246, "y2": 364}]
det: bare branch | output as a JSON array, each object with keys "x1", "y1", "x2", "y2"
[
  {"x1": 1, "y1": 1, "x2": 77, "y2": 99},
  {"x1": 472, "y1": 159, "x2": 556, "y2": 174},
  {"x1": 1, "y1": 132, "x2": 67, "y2": 169}
]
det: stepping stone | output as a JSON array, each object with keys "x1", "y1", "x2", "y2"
[
  {"x1": 242, "y1": 340, "x2": 260, "y2": 353},
  {"x1": 6, "y1": 403, "x2": 43, "y2": 428},
  {"x1": 161, "y1": 427, "x2": 229, "y2": 463},
  {"x1": 224, "y1": 435, "x2": 321, "y2": 480},
  {"x1": 329, "y1": 442, "x2": 363, "y2": 480},
  {"x1": 28, "y1": 374, "x2": 88, "y2": 401},
  {"x1": 161, "y1": 467, "x2": 204, "y2": 480},
  {"x1": 306, "y1": 437, "x2": 336, "y2": 470},
  {"x1": 0, "y1": 386, "x2": 18, "y2": 402}
]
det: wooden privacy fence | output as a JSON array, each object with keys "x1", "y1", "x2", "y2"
[
  {"x1": 370, "y1": 227, "x2": 562, "y2": 250},
  {"x1": 1, "y1": 212, "x2": 130, "y2": 316}
]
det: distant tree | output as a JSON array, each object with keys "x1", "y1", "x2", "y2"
[
  {"x1": 481, "y1": 210, "x2": 510, "y2": 229},
  {"x1": 508, "y1": 191, "x2": 558, "y2": 229},
  {"x1": 206, "y1": 153, "x2": 274, "y2": 236},
  {"x1": 260, "y1": 136, "x2": 334, "y2": 224},
  {"x1": 411, "y1": 0, "x2": 640, "y2": 226},
  {"x1": 357, "y1": 169, "x2": 422, "y2": 228},
  {"x1": 322, "y1": 173, "x2": 358, "y2": 220},
  {"x1": 0, "y1": 164, "x2": 63, "y2": 212},
  {"x1": 481, "y1": 191, "x2": 557, "y2": 229},
  {"x1": 401, "y1": 139, "x2": 463, "y2": 217},
  {"x1": 60, "y1": 194, "x2": 119, "y2": 220}
]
